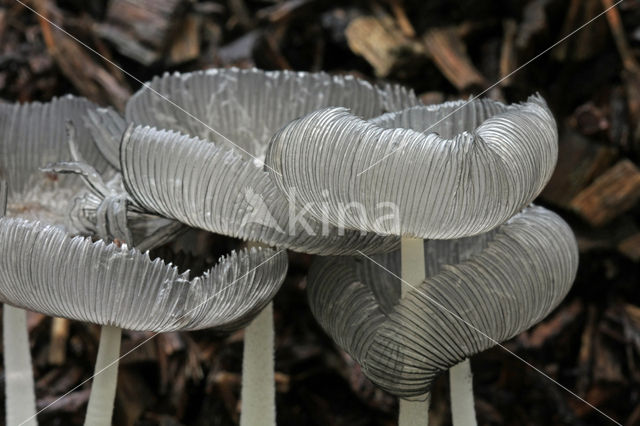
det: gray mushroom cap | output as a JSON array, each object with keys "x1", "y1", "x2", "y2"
[
  {"x1": 0, "y1": 217, "x2": 287, "y2": 332},
  {"x1": 77, "y1": 68, "x2": 422, "y2": 255},
  {"x1": 265, "y1": 95, "x2": 558, "y2": 239},
  {"x1": 306, "y1": 206, "x2": 578, "y2": 396}
]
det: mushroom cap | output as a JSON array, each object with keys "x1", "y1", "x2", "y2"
[
  {"x1": 117, "y1": 124, "x2": 400, "y2": 255},
  {"x1": 125, "y1": 68, "x2": 419, "y2": 161},
  {"x1": 0, "y1": 95, "x2": 113, "y2": 228},
  {"x1": 306, "y1": 205, "x2": 578, "y2": 396},
  {"x1": 265, "y1": 95, "x2": 558, "y2": 239},
  {"x1": 0, "y1": 217, "x2": 287, "y2": 332},
  {"x1": 75, "y1": 68, "x2": 419, "y2": 254}
]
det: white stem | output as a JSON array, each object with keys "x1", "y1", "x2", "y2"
[
  {"x1": 399, "y1": 237, "x2": 429, "y2": 426},
  {"x1": 3, "y1": 305, "x2": 37, "y2": 426},
  {"x1": 400, "y1": 237, "x2": 426, "y2": 296},
  {"x1": 450, "y1": 358, "x2": 477, "y2": 426},
  {"x1": 399, "y1": 395, "x2": 430, "y2": 426},
  {"x1": 240, "y1": 302, "x2": 275, "y2": 426},
  {"x1": 84, "y1": 326, "x2": 122, "y2": 426}
]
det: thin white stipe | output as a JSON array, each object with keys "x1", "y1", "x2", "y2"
[
  {"x1": 356, "y1": 0, "x2": 625, "y2": 176},
  {"x1": 356, "y1": 250, "x2": 622, "y2": 426},
  {"x1": 12, "y1": 0, "x2": 282, "y2": 176},
  {"x1": 18, "y1": 249, "x2": 286, "y2": 425}
]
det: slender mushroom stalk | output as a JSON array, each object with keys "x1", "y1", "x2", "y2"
[
  {"x1": 3, "y1": 305, "x2": 37, "y2": 426},
  {"x1": 399, "y1": 395, "x2": 430, "y2": 426},
  {"x1": 399, "y1": 237, "x2": 429, "y2": 426},
  {"x1": 77, "y1": 68, "x2": 417, "y2": 425},
  {"x1": 84, "y1": 326, "x2": 122, "y2": 426},
  {"x1": 240, "y1": 240, "x2": 275, "y2": 426},
  {"x1": 450, "y1": 359, "x2": 476, "y2": 425},
  {"x1": 241, "y1": 303, "x2": 275, "y2": 426}
]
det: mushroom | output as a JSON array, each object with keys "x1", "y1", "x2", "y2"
[
  {"x1": 306, "y1": 206, "x2": 578, "y2": 424},
  {"x1": 61, "y1": 68, "x2": 419, "y2": 426},
  {"x1": 0, "y1": 96, "x2": 286, "y2": 424},
  {"x1": 0, "y1": 215, "x2": 287, "y2": 426},
  {"x1": 264, "y1": 96, "x2": 560, "y2": 424},
  {"x1": 265, "y1": 96, "x2": 557, "y2": 239},
  {"x1": 0, "y1": 96, "x2": 113, "y2": 426}
]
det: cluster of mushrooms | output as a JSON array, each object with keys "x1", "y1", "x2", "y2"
[{"x1": 0, "y1": 68, "x2": 578, "y2": 426}]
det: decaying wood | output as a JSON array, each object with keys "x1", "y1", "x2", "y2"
[
  {"x1": 542, "y1": 127, "x2": 617, "y2": 208},
  {"x1": 345, "y1": 15, "x2": 422, "y2": 77},
  {"x1": 499, "y1": 19, "x2": 518, "y2": 85},
  {"x1": 37, "y1": 388, "x2": 91, "y2": 416},
  {"x1": 623, "y1": 73, "x2": 640, "y2": 154},
  {"x1": 593, "y1": 334, "x2": 625, "y2": 383},
  {"x1": 95, "y1": 24, "x2": 159, "y2": 66},
  {"x1": 572, "y1": 214, "x2": 638, "y2": 254},
  {"x1": 106, "y1": 0, "x2": 187, "y2": 50},
  {"x1": 168, "y1": 14, "x2": 201, "y2": 65},
  {"x1": 27, "y1": 312, "x2": 46, "y2": 332},
  {"x1": 48, "y1": 317, "x2": 69, "y2": 366},
  {"x1": 601, "y1": 0, "x2": 640, "y2": 156},
  {"x1": 627, "y1": 404, "x2": 640, "y2": 426},
  {"x1": 256, "y1": 0, "x2": 315, "y2": 24},
  {"x1": 423, "y1": 27, "x2": 487, "y2": 90},
  {"x1": 553, "y1": 0, "x2": 582, "y2": 61},
  {"x1": 38, "y1": 14, "x2": 131, "y2": 110},
  {"x1": 211, "y1": 371, "x2": 240, "y2": 423},
  {"x1": 388, "y1": 0, "x2": 416, "y2": 38},
  {"x1": 618, "y1": 233, "x2": 640, "y2": 261},
  {"x1": 98, "y1": 0, "x2": 188, "y2": 65},
  {"x1": 554, "y1": 0, "x2": 608, "y2": 62},
  {"x1": 36, "y1": 364, "x2": 84, "y2": 394},
  {"x1": 116, "y1": 369, "x2": 156, "y2": 425},
  {"x1": 570, "y1": 159, "x2": 640, "y2": 226},
  {"x1": 520, "y1": 299, "x2": 583, "y2": 349},
  {"x1": 420, "y1": 91, "x2": 445, "y2": 105},
  {"x1": 516, "y1": 0, "x2": 551, "y2": 49},
  {"x1": 228, "y1": 0, "x2": 255, "y2": 31},
  {"x1": 570, "y1": 102, "x2": 610, "y2": 136},
  {"x1": 570, "y1": 385, "x2": 616, "y2": 418},
  {"x1": 217, "y1": 30, "x2": 261, "y2": 66},
  {"x1": 602, "y1": 0, "x2": 640, "y2": 74},
  {"x1": 622, "y1": 304, "x2": 640, "y2": 354},
  {"x1": 576, "y1": 306, "x2": 597, "y2": 396}
]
